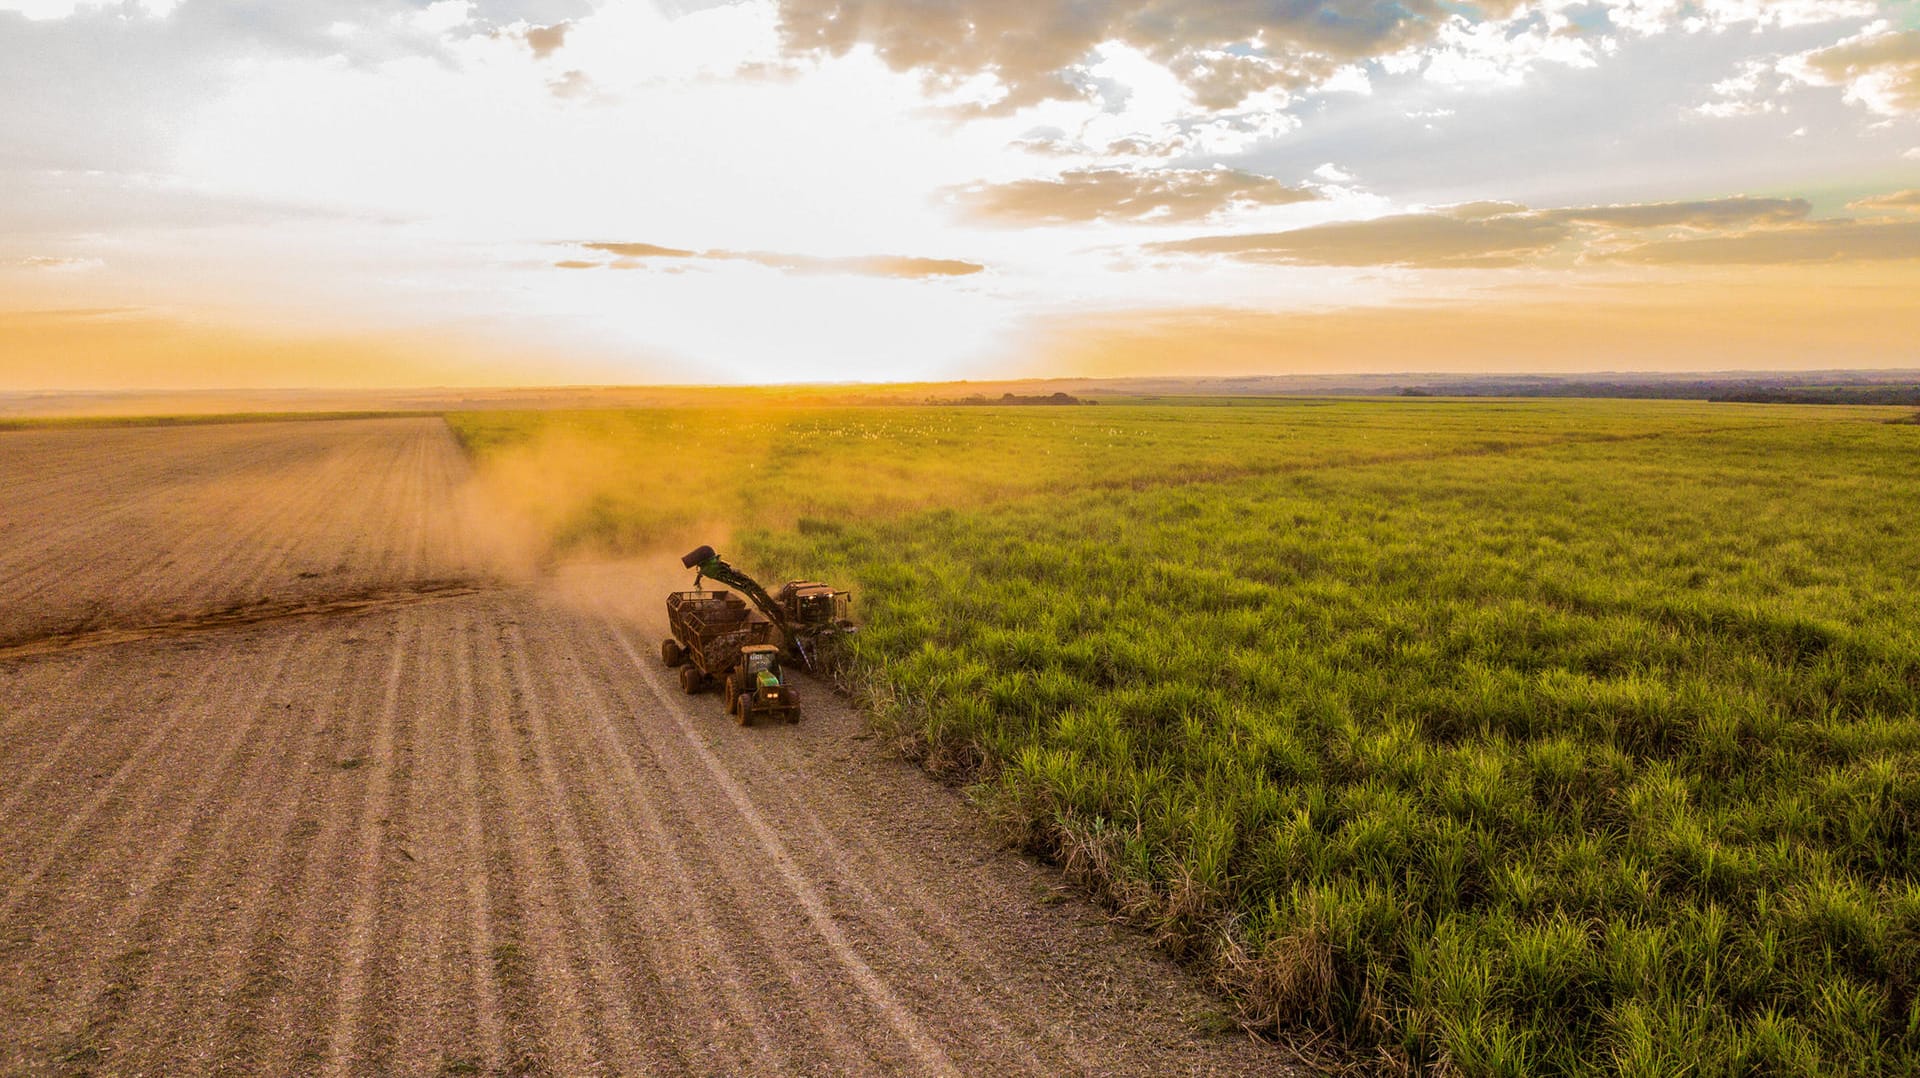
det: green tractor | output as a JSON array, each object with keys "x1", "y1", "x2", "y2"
[{"x1": 725, "y1": 643, "x2": 798, "y2": 725}]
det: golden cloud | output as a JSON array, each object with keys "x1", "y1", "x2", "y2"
[
  {"x1": 1147, "y1": 208, "x2": 1570, "y2": 269},
  {"x1": 1604, "y1": 219, "x2": 1920, "y2": 265},
  {"x1": 1848, "y1": 189, "x2": 1920, "y2": 212},
  {"x1": 524, "y1": 22, "x2": 570, "y2": 59},
  {"x1": 949, "y1": 167, "x2": 1319, "y2": 225},
  {"x1": 1145, "y1": 193, "x2": 1919, "y2": 270},
  {"x1": 1544, "y1": 196, "x2": 1811, "y2": 229},
  {"x1": 773, "y1": 0, "x2": 1527, "y2": 110},
  {"x1": 569, "y1": 243, "x2": 984, "y2": 278},
  {"x1": 1791, "y1": 29, "x2": 1920, "y2": 114}
]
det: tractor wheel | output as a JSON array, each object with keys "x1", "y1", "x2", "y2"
[
  {"x1": 782, "y1": 687, "x2": 800, "y2": 724},
  {"x1": 735, "y1": 693, "x2": 755, "y2": 726},
  {"x1": 661, "y1": 638, "x2": 685, "y2": 667},
  {"x1": 678, "y1": 665, "x2": 702, "y2": 695},
  {"x1": 724, "y1": 672, "x2": 741, "y2": 705}
]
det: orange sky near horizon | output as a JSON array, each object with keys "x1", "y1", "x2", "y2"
[{"x1": 3, "y1": 0, "x2": 1918, "y2": 388}]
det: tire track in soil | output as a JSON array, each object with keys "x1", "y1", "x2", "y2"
[
  {"x1": 532, "y1": 613, "x2": 847, "y2": 1074},
  {"x1": 606, "y1": 624, "x2": 962, "y2": 1077},
  {"x1": 593, "y1": 617, "x2": 1088, "y2": 1075},
  {"x1": 493, "y1": 617, "x2": 681, "y2": 1075},
  {"x1": 568, "y1": 618, "x2": 962, "y2": 1073}
]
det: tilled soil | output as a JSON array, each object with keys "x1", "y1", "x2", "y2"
[
  {"x1": 0, "y1": 417, "x2": 501, "y2": 646},
  {"x1": 0, "y1": 418, "x2": 1285, "y2": 1077}
]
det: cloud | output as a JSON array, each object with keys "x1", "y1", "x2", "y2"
[
  {"x1": 1544, "y1": 196, "x2": 1812, "y2": 229},
  {"x1": 17, "y1": 255, "x2": 103, "y2": 272},
  {"x1": 0, "y1": 0, "x2": 176, "y2": 19},
  {"x1": 1784, "y1": 27, "x2": 1920, "y2": 115},
  {"x1": 1142, "y1": 195, "x2": 1865, "y2": 269},
  {"x1": 1848, "y1": 189, "x2": 1920, "y2": 212},
  {"x1": 772, "y1": 0, "x2": 1534, "y2": 111},
  {"x1": 1148, "y1": 206, "x2": 1571, "y2": 269},
  {"x1": 582, "y1": 241, "x2": 696, "y2": 259},
  {"x1": 570, "y1": 242, "x2": 984, "y2": 279},
  {"x1": 1604, "y1": 219, "x2": 1920, "y2": 264},
  {"x1": 947, "y1": 167, "x2": 1318, "y2": 225},
  {"x1": 510, "y1": 20, "x2": 569, "y2": 59}
]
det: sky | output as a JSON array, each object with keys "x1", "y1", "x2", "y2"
[{"x1": 2, "y1": 0, "x2": 1917, "y2": 388}]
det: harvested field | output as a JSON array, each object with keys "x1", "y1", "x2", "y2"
[
  {"x1": 0, "y1": 417, "x2": 502, "y2": 646},
  {"x1": 0, "y1": 418, "x2": 1276, "y2": 1076}
]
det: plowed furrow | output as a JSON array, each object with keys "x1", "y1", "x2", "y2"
[
  {"x1": 447, "y1": 608, "x2": 509, "y2": 1075},
  {"x1": 0, "y1": 649, "x2": 241, "y2": 923},
  {"x1": 33, "y1": 636, "x2": 307, "y2": 1070},
  {"x1": 496, "y1": 618, "x2": 672, "y2": 1074},
  {"x1": 320, "y1": 625, "x2": 409, "y2": 1076},
  {"x1": 239, "y1": 628, "x2": 400, "y2": 1077},
  {"x1": 0, "y1": 650, "x2": 145, "y2": 821},
  {"x1": 128, "y1": 653, "x2": 340, "y2": 1072},
  {"x1": 465, "y1": 614, "x2": 603, "y2": 1076}
]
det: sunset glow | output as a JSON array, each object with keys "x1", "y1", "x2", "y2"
[{"x1": 4, "y1": 0, "x2": 1918, "y2": 387}]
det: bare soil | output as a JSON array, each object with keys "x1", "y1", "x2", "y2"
[{"x1": 0, "y1": 418, "x2": 1284, "y2": 1076}]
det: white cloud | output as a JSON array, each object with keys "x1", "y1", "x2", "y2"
[
  {"x1": 1399, "y1": 14, "x2": 1599, "y2": 89},
  {"x1": 0, "y1": 0, "x2": 175, "y2": 18},
  {"x1": 1314, "y1": 163, "x2": 1356, "y2": 183},
  {"x1": 1317, "y1": 65, "x2": 1372, "y2": 96},
  {"x1": 1594, "y1": 0, "x2": 1877, "y2": 36},
  {"x1": 408, "y1": 1, "x2": 474, "y2": 36},
  {"x1": 1696, "y1": 58, "x2": 1787, "y2": 117}
]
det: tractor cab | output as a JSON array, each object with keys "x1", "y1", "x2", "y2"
[{"x1": 741, "y1": 644, "x2": 783, "y2": 686}]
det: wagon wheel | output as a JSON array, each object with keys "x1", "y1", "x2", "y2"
[
  {"x1": 678, "y1": 665, "x2": 702, "y2": 695},
  {"x1": 735, "y1": 693, "x2": 755, "y2": 727},
  {"x1": 661, "y1": 638, "x2": 685, "y2": 667},
  {"x1": 783, "y1": 687, "x2": 800, "y2": 724}
]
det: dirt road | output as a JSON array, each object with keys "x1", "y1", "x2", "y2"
[{"x1": 0, "y1": 419, "x2": 1278, "y2": 1076}]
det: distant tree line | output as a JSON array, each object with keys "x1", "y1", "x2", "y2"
[{"x1": 933, "y1": 392, "x2": 1095, "y2": 406}]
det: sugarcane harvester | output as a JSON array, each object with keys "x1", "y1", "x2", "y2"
[{"x1": 658, "y1": 545, "x2": 855, "y2": 725}]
